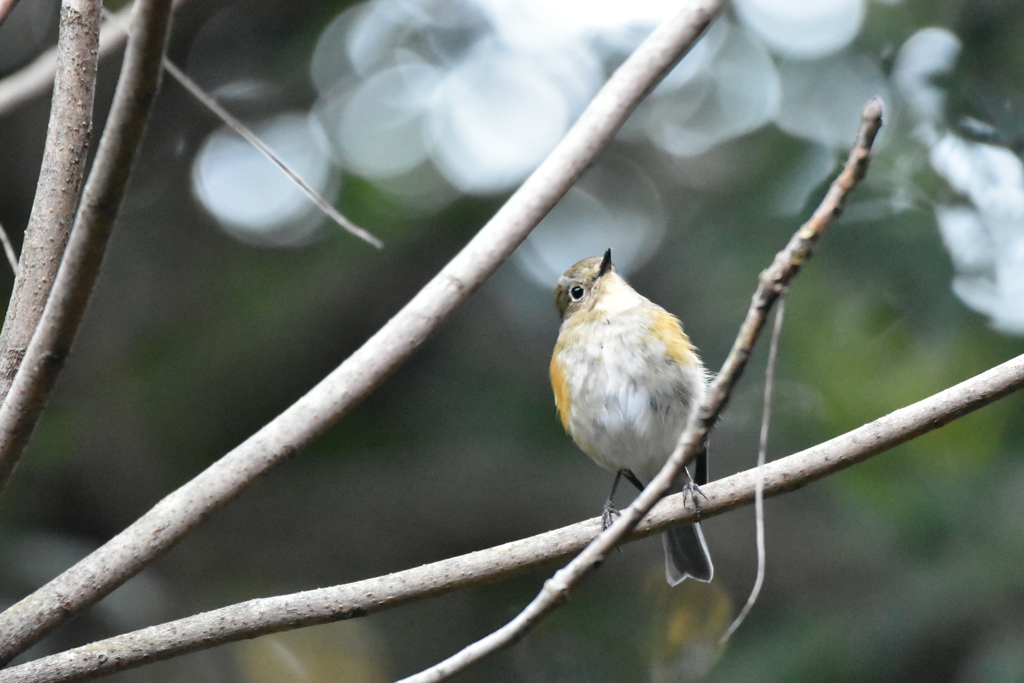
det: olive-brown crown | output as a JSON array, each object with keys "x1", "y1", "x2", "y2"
[{"x1": 554, "y1": 249, "x2": 616, "y2": 320}]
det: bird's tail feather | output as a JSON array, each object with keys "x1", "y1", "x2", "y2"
[{"x1": 663, "y1": 522, "x2": 713, "y2": 585}]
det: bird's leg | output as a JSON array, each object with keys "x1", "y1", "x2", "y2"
[
  {"x1": 680, "y1": 455, "x2": 709, "y2": 524},
  {"x1": 681, "y1": 465, "x2": 707, "y2": 504},
  {"x1": 683, "y1": 446, "x2": 710, "y2": 505},
  {"x1": 602, "y1": 470, "x2": 626, "y2": 529},
  {"x1": 622, "y1": 469, "x2": 645, "y2": 493},
  {"x1": 623, "y1": 460, "x2": 706, "y2": 511}
]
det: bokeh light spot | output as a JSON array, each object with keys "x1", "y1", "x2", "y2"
[
  {"x1": 734, "y1": 0, "x2": 865, "y2": 59},
  {"x1": 192, "y1": 112, "x2": 337, "y2": 247}
]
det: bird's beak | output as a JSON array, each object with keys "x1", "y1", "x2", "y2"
[{"x1": 598, "y1": 248, "x2": 612, "y2": 277}]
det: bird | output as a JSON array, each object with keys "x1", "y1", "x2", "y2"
[{"x1": 549, "y1": 249, "x2": 713, "y2": 585}]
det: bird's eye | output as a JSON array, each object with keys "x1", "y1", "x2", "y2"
[{"x1": 569, "y1": 285, "x2": 585, "y2": 301}]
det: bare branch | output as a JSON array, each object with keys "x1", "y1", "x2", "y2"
[
  {"x1": 0, "y1": 0, "x2": 727, "y2": 665},
  {"x1": 0, "y1": 3, "x2": 133, "y2": 116},
  {"x1": 161, "y1": 59, "x2": 383, "y2": 248},
  {"x1": 707, "y1": 98, "x2": 885, "y2": 431},
  {"x1": 0, "y1": 0, "x2": 102, "y2": 407},
  {"x1": 0, "y1": 219, "x2": 19, "y2": 276},
  {"x1": 0, "y1": 0, "x2": 21, "y2": 29},
  {"x1": 1, "y1": 352, "x2": 1021, "y2": 683},
  {"x1": 400, "y1": 97, "x2": 885, "y2": 683},
  {"x1": 0, "y1": 0, "x2": 173, "y2": 490}
]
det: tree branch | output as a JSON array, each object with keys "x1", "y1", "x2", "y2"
[
  {"x1": 0, "y1": 0, "x2": 101, "y2": 408},
  {"x1": 0, "y1": 218, "x2": 21, "y2": 277},
  {"x1": 161, "y1": 58, "x2": 383, "y2": 249},
  {"x1": 0, "y1": 0, "x2": 21, "y2": 29},
  {"x1": 0, "y1": 0, "x2": 726, "y2": 666},
  {"x1": 1, "y1": 352, "x2": 1021, "y2": 683},
  {"x1": 399, "y1": 98, "x2": 884, "y2": 683},
  {"x1": 706, "y1": 98, "x2": 882, "y2": 422}
]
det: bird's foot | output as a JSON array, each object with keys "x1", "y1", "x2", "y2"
[
  {"x1": 682, "y1": 480, "x2": 707, "y2": 520},
  {"x1": 682, "y1": 479, "x2": 707, "y2": 503},
  {"x1": 601, "y1": 499, "x2": 621, "y2": 530}
]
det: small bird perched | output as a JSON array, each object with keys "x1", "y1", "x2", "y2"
[{"x1": 550, "y1": 249, "x2": 713, "y2": 585}]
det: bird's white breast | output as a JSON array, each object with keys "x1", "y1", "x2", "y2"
[{"x1": 555, "y1": 307, "x2": 706, "y2": 483}]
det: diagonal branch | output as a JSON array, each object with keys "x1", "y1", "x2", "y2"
[
  {"x1": 705, "y1": 99, "x2": 883, "y2": 425},
  {"x1": 399, "y1": 98, "x2": 885, "y2": 683},
  {"x1": 0, "y1": 0, "x2": 727, "y2": 666},
  {"x1": 0, "y1": 0, "x2": 173, "y2": 491},
  {"x1": 0, "y1": 219, "x2": 19, "y2": 276},
  {"x1": 1, "y1": 352, "x2": 1021, "y2": 683},
  {"x1": 0, "y1": 0, "x2": 101, "y2": 408},
  {"x1": 161, "y1": 58, "x2": 383, "y2": 248},
  {"x1": 0, "y1": 0, "x2": 21, "y2": 29}
]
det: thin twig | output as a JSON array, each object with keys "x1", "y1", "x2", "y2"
[
  {"x1": 0, "y1": 0, "x2": 102, "y2": 410},
  {"x1": 720, "y1": 291, "x2": 786, "y2": 644},
  {"x1": 0, "y1": 219, "x2": 19, "y2": 276},
  {"x1": 0, "y1": 0, "x2": 727, "y2": 665},
  {"x1": 0, "y1": 3, "x2": 133, "y2": 116},
  {"x1": 161, "y1": 59, "x2": 383, "y2": 249},
  {"x1": 0, "y1": 0, "x2": 173, "y2": 489},
  {"x1": 1, "y1": 352, "x2": 1022, "y2": 683},
  {"x1": 398, "y1": 98, "x2": 884, "y2": 683}
]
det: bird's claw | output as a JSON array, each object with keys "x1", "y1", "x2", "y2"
[
  {"x1": 682, "y1": 480, "x2": 707, "y2": 503},
  {"x1": 601, "y1": 499, "x2": 620, "y2": 530},
  {"x1": 682, "y1": 480, "x2": 707, "y2": 521}
]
